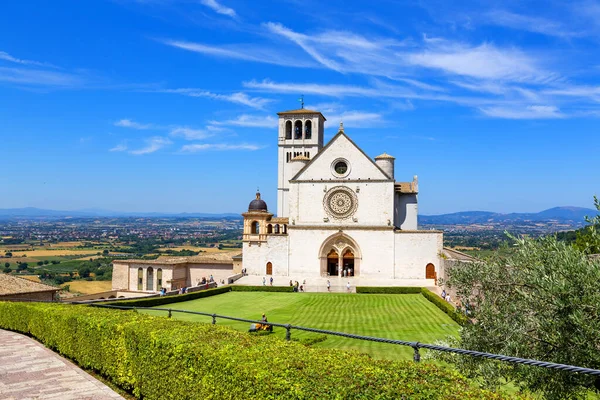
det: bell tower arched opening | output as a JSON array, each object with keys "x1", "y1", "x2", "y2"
[
  {"x1": 285, "y1": 120, "x2": 292, "y2": 139},
  {"x1": 294, "y1": 120, "x2": 302, "y2": 139}
]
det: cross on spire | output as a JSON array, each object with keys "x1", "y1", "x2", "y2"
[{"x1": 298, "y1": 95, "x2": 304, "y2": 109}]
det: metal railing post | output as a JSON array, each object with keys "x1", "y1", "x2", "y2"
[
  {"x1": 212, "y1": 314, "x2": 217, "y2": 325},
  {"x1": 285, "y1": 324, "x2": 291, "y2": 341},
  {"x1": 413, "y1": 343, "x2": 421, "y2": 362},
  {"x1": 168, "y1": 309, "x2": 172, "y2": 318}
]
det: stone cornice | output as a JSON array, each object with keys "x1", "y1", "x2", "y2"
[
  {"x1": 290, "y1": 179, "x2": 393, "y2": 183},
  {"x1": 289, "y1": 225, "x2": 394, "y2": 231}
]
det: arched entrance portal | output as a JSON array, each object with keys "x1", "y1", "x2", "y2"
[
  {"x1": 266, "y1": 262, "x2": 273, "y2": 275},
  {"x1": 319, "y1": 232, "x2": 361, "y2": 277}
]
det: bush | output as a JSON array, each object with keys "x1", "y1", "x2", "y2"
[
  {"x1": 107, "y1": 286, "x2": 231, "y2": 307},
  {"x1": 421, "y1": 288, "x2": 468, "y2": 326},
  {"x1": 0, "y1": 302, "x2": 511, "y2": 399},
  {"x1": 356, "y1": 286, "x2": 422, "y2": 294},
  {"x1": 231, "y1": 285, "x2": 294, "y2": 292}
]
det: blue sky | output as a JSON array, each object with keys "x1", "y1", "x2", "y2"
[{"x1": 1, "y1": 0, "x2": 599, "y2": 215}]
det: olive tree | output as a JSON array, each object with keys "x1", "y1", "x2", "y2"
[{"x1": 443, "y1": 234, "x2": 600, "y2": 399}]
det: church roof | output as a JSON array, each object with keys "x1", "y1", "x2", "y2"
[
  {"x1": 375, "y1": 152, "x2": 396, "y2": 160},
  {"x1": 277, "y1": 109, "x2": 326, "y2": 120},
  {"x1": 290, "y1": 128, "x2": 392, "y2": 182}
]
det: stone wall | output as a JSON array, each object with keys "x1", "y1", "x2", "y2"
[
  {"x1": 111, "y1": 262, "x2": 129, "y2": 290},
  {"x1": 394, "y1": 231, "x2": 443, "y2": 280},
  {"x1": 0, "y1": 291, "x2": 57, "y2": 301}
]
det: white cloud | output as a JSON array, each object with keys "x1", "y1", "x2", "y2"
[
  {"x1": 114, "y1": 119, "x2": 154, "y2": 130},
  {"x1": 181, "y1": 143, "x2": 262, "y2": 152},
  {"x1": 199, "y1": 0, "x2": 236, "y2": 18},
  {"x1": 129, "y1": 137, "x2": 172, "y2": 155},
  {"x1": 160, "y1": 89, "x2": 271, "y2": 109},
  {"x1": 478, "y1": 105, "x2": 565, "y2": 119},
  {"x1": 210, "y1": 114, "x2": 278, "y2": 128},
  {"x1": 109, "y1": 143, "x2": 128, "y2": 152}
]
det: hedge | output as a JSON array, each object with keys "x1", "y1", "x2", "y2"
[
  {"x1": 231, "y1": 285, "x2": 294, "y2": 292},
  {"x1": 356, "y1": 286, "x2": 422, "y2": 294},
  {"x1": 421, "y1": 288, "x2": 469, "y2": 326},
  {"x1": 107, "y1": 286, "x2": 231, "y2": 307},
  {"x1": 0, "y1": 302, "x2": 513, "y2": 399}
]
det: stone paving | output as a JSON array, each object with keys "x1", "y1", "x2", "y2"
[{"x1": 0, "y1": 329, "x2": 123, "y2": 400}]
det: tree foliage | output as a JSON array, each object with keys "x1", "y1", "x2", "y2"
[
  {"x1": 573, "y1": 196, "x2": 600, "y2": 255},
  {"x1": 443, "y1": 234, "x2": 600, "y2": 399}
]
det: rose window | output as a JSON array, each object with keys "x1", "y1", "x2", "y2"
[{"x1": 324, "y1": 186, "x2": 358, "y2": 220}]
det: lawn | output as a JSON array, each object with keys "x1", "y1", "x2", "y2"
[{"x1": 145, "y1": 292, "x2": 459, "y2": 360}]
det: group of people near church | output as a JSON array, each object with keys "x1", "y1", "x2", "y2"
[{"x1": 289, "y1": 280, "x2": 306, "y2": 292}]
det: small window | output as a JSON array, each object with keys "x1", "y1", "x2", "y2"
[{"x1": 157, "y1": 268, "x2": 163, "y2": 290}]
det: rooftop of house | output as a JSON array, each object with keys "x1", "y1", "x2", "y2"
[{"x1": 0, "y1": 274, "x2": 60, "y2": 296}]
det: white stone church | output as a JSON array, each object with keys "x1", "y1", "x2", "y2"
[{"x1": 241, "y1": 108, "x2": 443, "y2": 282}]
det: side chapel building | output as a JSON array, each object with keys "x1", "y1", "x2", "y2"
[{"x1": 241, "y1": 108, "x2": 443, "y2": 281}]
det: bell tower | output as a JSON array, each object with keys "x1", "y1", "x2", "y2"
[{"x1": 276, "y1": 108, "x2": 326, "y2": 217}]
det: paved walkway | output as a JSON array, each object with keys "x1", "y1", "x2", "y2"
[
  {"x1": 0, "y1": 329, "x2": 123, "y2": 400},
  {"x1": 234, "y1": 275, "x2": 438, "y2": 293}
]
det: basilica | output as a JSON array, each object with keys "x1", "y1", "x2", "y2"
[{"x1": 241, "y1": 108, "x2": 443, "y2": 281}]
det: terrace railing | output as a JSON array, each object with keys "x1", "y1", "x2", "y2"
[{"x1": 91, "y1": 303, "x2": 600, "y2": 379}]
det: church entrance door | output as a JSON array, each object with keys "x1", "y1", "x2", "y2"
[
  {"x1": 266, "y1": 262, "x2": 273, "y2": 275},
  {"x1": 343, "y1": 250, "x2": 355, "y2": 277},
  {"x1": 425, "y1": 263, "x2": 436, "y2": 280},
  {"x1": 327, "y1": 250, "x2": 338, "y2": 276}
]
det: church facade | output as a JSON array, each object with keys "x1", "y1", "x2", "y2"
[{"x1": 241, "y1": 108, "x2": 443, "y2": 282}]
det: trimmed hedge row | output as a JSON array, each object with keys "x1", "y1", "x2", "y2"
[
  {"x1": 231, "y1": 285, "x2": 294, "y2": 292},
  {"x1": 108, "y1": 286, "x2": 231, "y2": 307},
  {"x1": 421, "y1": 288, "x2": 469, "y2": 326},
  {"x1": 356, "y1": 286, "x2": 422, "y2": 294},
  {"x1": 0, "y1": 302, "x2": 511, "y2": 399}
]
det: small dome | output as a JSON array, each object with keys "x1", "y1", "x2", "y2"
[
  {"x1": 375, "y1": 152, "x2": 395, "y2": 160},
  {"x1": 248, "y1": 192, "x2": 268, "y2": 212}
]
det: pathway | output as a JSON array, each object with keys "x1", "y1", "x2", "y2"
[{"x1": 0, "y1": 329, "x2": 123, "y2": 400}]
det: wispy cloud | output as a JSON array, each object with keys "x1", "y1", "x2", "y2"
[
  {"x1": 181, "y1": 143, "x2": 262, "y2": 152},
  {"x1": 0, "y1": 67, "x2": 83, "y2": 87},
  {"x1": 159, "y1": 89, "x2": 272, "y2": 109},
  {"x1": 407, "y1": 40, "x2": 557, "y2": 83},
  {"x1": 129, "y1": 137, "x2": 172, "y2": 155},
  {"x1": 325, "y1": 111, "x2": 385, "y2": 128},
  {"x1": 170, "y1": 126, "x2": 220, "y2": 140},
  {"x1": 0, "y1": 51, "x2": 59, "y2": 68},
  {"x1": 114, "y1": 119, "x2": 154, "y2": 130},
  {"x1": 210, "y1": 114, "x2": 278, "y2": 128},
  {"x1": 109, "y1": 143, "x2": 128, "y2": 152},
  {"x1": 199, "y1": 0, "x2": 236, "y2": 18},
  {"x1": 478, "y1": 105, "x2": 565, "y2": 119},
  {"x1": 160, "y1": 39, "x2": 315, "y2": 68},
  {"x1": 483, "y1": 10, "x2": 580, "y2": 38}
]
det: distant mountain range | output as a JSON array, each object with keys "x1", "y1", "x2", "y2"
[
  {"x1": 0, "y1": 206, "x2": 597, "y2": 225},
  {"x1": 0, "y1": 207, "x2": 240, "y2": 219},
  {"x1": 419, "y1": 207, "x2": 597, "y2": 225}
]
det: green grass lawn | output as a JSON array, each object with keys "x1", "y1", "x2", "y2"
[{"x1": 144, "y1": 292, "x2": 459, "y2": 361}]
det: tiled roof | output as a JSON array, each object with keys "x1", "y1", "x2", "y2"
[
  {"x1": 0, "y1": 274, "x2": 59, "y2": 296},
  {"x1": 277, "y1": 109, "x2": 326, "y2": 120},
  {"x1": 375, "y1": 152, "x2": 395, "y2": 160}
]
